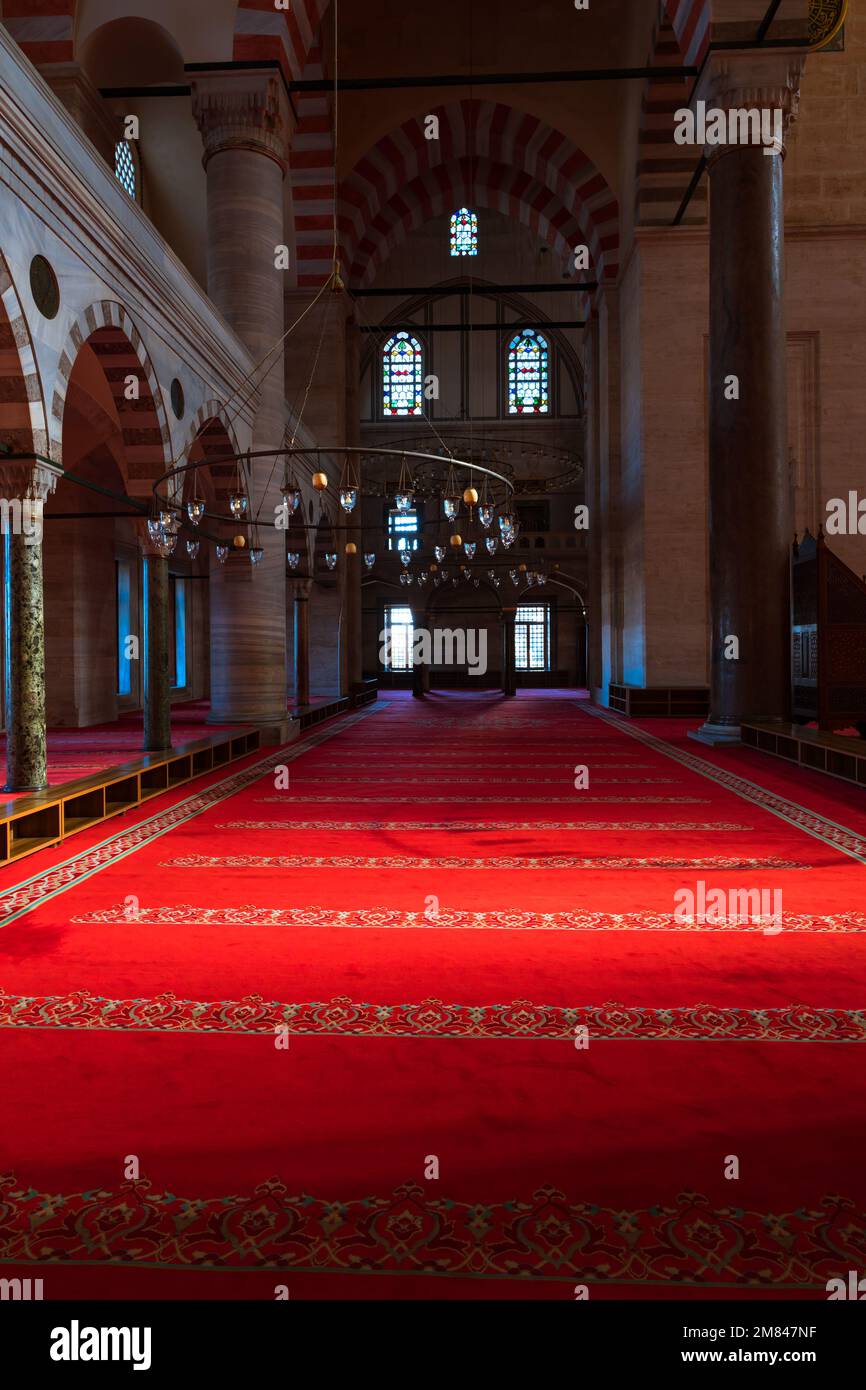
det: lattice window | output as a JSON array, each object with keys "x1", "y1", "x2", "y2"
[
  {"x1": 507, "y1": 328, "x2": 549, "y2": 415},
  {"x1": 515, "y1": 603, "x2": 551, "y2": 671},
  {"x1": 383, "y1": 604, "x2": 415, "y2": 672},
  {"x1": 114, "y1": 140, "x2": 136, "y2": 199},
  {"x1": 450, "y1": 207, "x2": 478, "y2": 256},
  {"x1": 382, "y1": 332, "x2": 423, "y2": 416}
]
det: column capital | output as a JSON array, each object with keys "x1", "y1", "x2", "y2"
[
  {"x1": 694, "y1": 49, "x2": 806, "y2": 161},
  {"x1": 0, "y1": 458, "x2": 62, "y2": 503},
  {"x1": 191, "y1": 69, "x2": 292, "y2": 174}
]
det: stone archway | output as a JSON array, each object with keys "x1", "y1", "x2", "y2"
[
  {"x1": 0, "y1": 251, "x2": 49, "y2": 458},
  {"x1": 49, "y1": 300, "x2": 172, "y2": 488},
  {"x1": 0, "y1": 252, "x2": 55, "y2": 786}
]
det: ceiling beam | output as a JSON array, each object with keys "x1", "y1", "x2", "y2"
[
  {"x1": 360, "y1": 321, "x2": 585, "y2": 332},
  {"x1": 352, "y1": 282, "x2": 597, "y2": 297}
]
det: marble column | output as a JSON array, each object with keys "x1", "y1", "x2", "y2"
[
  {"x1": 501, "y1": 608, "x2": 517, "y2": 697},
  {"x1": 692, "y1": 52, "x2": 804, "y2": 746},
  {"x1": 138, "y1": 531, "x2": 171, "y2": 752},
  {"x1": 292, "y1": 579, "x2": 312, "y2": 709},
  {"x1": 2, "y1": 462, "x2": 60, "y2": 791},
  {"x1": 192, "y1": 71, "x2": 292, "y2": 738}
]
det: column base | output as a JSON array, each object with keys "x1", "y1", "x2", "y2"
[
  {"x1": 256, "y1": 720, "x2": 297, "y2": 746},
  {"x1": 3, "y1": 780, "x2": 47, "y2": 794},
  {"x1": 688, "y1": 721, "x2": 742, "y2": 748}
]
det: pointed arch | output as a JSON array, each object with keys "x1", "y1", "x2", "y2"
[
  {"x1": 49, "y1": 301, "x2": 172, "y2": 486},
  {"x1": 351, "y1": 158, "x2": 592, "y2": 290},
  {"x1": 182, "y1": 403, "x2": 244, "y2": 519},
  {"x1": 0, "y1": 251, "x2": 49, "y2": 457},
  {"x1": 336, "y1": 100, "x2": 619, "y2": 292}
]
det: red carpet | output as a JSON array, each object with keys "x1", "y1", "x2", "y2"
[{"x1": 0, "y1": 691, "x2": 864, "y2": 1298}]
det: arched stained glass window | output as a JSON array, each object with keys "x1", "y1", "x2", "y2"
[
  {"x1": 115, "y1": 140, "x2": 136, "y2": 199},
  {"x1": 507, "y1": 328, "x2": 549, "y2": 415},
  {"x1": 382, "y1": 331, "x2": 424, "y2": 417},
  {"x1": 450, "y1": 207, "x2": 478, "y2": 257}
]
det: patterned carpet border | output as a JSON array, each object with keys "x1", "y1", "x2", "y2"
[
  {"x1": 66, "y1": 903, "x2": 866, "y2": 932},
  {"x1": 1, "y1": 989, "x2": 863, "y2": 1041},
  {"x1": 0, "y1": 1175, "x2": 861, "y2": 1288},
  {"x1": 214, "y1": 820, "x2": 755, "y2": 832},
  {"x1": 0, "y1": 705, "x2": 383, "y2": 929},
  {"x1": 254, "y1": 795, "x2": 703, "y2": 804},
  {"x1": 158, "y1": 853, "x2": 810, "y2": 871},
  {"x1": 583, "y1": 706, "x2": 866, "y2": 865}
]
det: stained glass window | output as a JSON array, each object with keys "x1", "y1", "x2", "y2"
[
  {"x1": 450, "y1": 208, "x2": 478, "y2": 257},
  {"x1": 507, "y1": 328, "x2": 549, "y2": 415},
  {"x1": 382, "y1": 332, "x2": 423, "y2": 416},
  {"x1": 515, "y1": 603, "x2": 551, "y2": 671},
  {"x1": 115, "y1": 140, "x2": 136, "y2": 199}
]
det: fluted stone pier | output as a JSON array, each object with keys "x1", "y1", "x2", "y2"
[{"x1": 192, "y1": 71, "x2": 292, "y2": 737}]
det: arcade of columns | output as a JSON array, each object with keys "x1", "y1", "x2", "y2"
[{"x1": 2, "y1": 48, "x2": 804, "y2": 791}]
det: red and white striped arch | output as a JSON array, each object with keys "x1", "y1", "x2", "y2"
[
  {"x1": 637, "y1": 2, "x2": 707, "y2": 226},
  {"x1": 664, "y1": 0, "x2": 711, "y2": 68},
  {"x1": 1, "y1": 1, "x2": 330, "y2": 79},
  {"x1": 291, "y1": 44, "x2": 336, "y2": 288},
  {"x1": 332, "y1": 100, "x2": 620, "y2": 291},
  {"x1": 349, "y1": 156, "x2": 590, "y2": 289},
  {"x1": 0, "y1": 1, "x2": 74, "y2": 65},
  {"x1": 233, "y1": 0, "x2": 329, "y2": 83},
  {"x1": 1, "y1": 1, "x2": 712, "y2": 81}
]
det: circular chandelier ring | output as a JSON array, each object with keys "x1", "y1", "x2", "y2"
[{"x1": 152, "y1": 446, "x2": 514, "y2": 519}]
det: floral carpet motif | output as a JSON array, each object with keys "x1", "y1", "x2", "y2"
[
  {"x1": 158, "y1": 852, "x2": 810, "y2": 871},
  {"x1": 584, "y1": 706, "x2": 866, "y2": 864},
  {"x1": 1, "y1": 988, "x2": 863, "y2": 1042},
  {"x1": 216, "y1": 820, "x2": 755, "y2": 832},
  {"x1": 0, "y1": 1174, "x2": 861, "y2": 1289},
  {"x1": 66, "y1": 903, "x2": 866, "y2": 932}
]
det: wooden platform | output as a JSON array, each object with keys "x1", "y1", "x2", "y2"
[
  {"x1": 0, "y1": 729, "x2": 261, "y2": 869},
  {"x1": 741, "y1": 720, "x2": 866, "y2": 789},
  {"x1": 607, "y1": 684, "x2": 710, "y2": 718}
]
